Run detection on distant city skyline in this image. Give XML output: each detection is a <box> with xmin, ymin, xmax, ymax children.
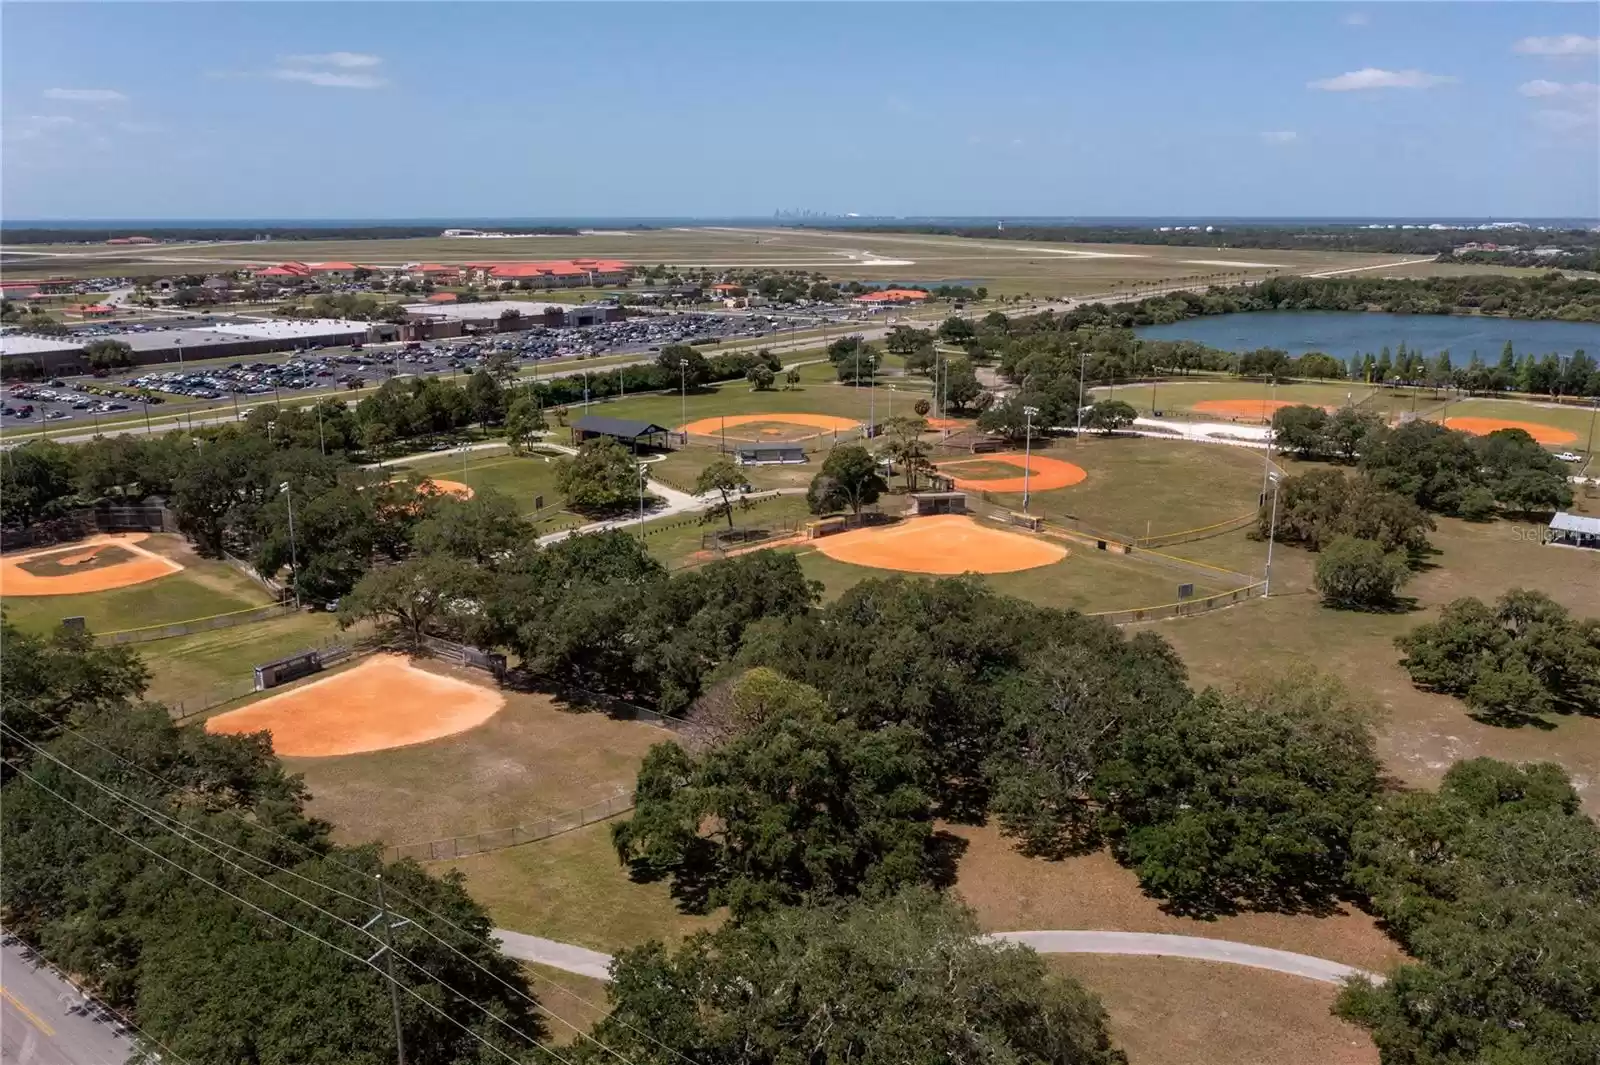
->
<box><xmin>3</xmin><ymin>3</ymin><xmax>1596</xmax><ymax>220</ymax></box>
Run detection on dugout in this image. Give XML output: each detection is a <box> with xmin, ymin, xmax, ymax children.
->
<box><xmin>569</xmin><ymin>415</ymin><xmax>674</xmax><ymax>452</ymax></box>
<box><xmin>734</xmin><ymin>444</ymin><xmax>806</xmax><ymax>466</ymax></box>
<box><xmin>909</xmin><ymin>491</ymin><xmax>968</xmax><ymax>516</ymax></box>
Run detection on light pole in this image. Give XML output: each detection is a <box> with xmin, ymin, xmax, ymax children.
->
<box><xmin>678</xmin><ymin>360</ymin><xmax>686</xmax><ymax>426</ymax></box>
<box><xmin>1075</xmin><ymin>352</ymin><xmax>1088</xmax><ymax>442</ymax></box>
<box><xmin>1264</xmin><ymin>470</ymin><xmax>1282</xmax><ymax>597</ymax></box>
<box><xmin>279</xmin><ymin>481</ymin><xmax>300</xmax><ymax>608</ymax></box>
<box><xmin>1022</xmin><ymin>405</ymin><xmax>1039</xmax><ymax>512</ymax></box>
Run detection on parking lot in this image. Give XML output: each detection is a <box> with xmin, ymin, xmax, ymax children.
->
<box><xmin>0</xmin><ymin>310</ymin><xmax>829</xmax><ymax>433</ymax></box>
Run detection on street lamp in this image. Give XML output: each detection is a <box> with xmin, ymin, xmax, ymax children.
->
<box><xmin>1264</xmin><ymin>470</ymin><xmax>1282</xmax><ymax>598</ymax></box>
<box><xmin>1075</xmin><ymin>352</ymin><xmax>1088</xmax><ymax>442</ymax></box>
<box><xmin>1022</xmin><ymin>405</ymin><xmax>1040</xmax><ymax>512</ymax></box>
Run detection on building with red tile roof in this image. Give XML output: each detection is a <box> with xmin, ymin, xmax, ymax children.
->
<box><xmin>468</xmin><ymin>259</ymin><xmax>631</xmax><ymax>288</ymax></box>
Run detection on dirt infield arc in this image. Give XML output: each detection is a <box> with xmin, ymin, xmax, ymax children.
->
<box><xmin>678</xmin><ymin>412</ymin><xmax>861</xmax><ymax>441</ymax></box>
<box><xmin>1191</xmin><ymin>399</ymin><xmax>1318</xmax><ymax>421</ymax></box>
<box><xmin>1443</xmin><ymin>416</ymin><xmax>1578</xmax><ymax>446</ymax></box>
<box><xmin>418</xmin><ymin>478</ymin><xmax>475</xmax><ymax>500</ymax></box>
<box><xmin>935</xmin><ymin>453</ymin><xmax>1089</xmax><ymax>494</ymax></box>
<box><xmin>0</xmin><ymin>533</ymin><xmax>184</xmax><ymax>596</ymax></box>
<box><xmin>206</xmin><ymin>654</ymin><xmax>504</xmax><ymax>757</ymax></box>
<box><xmin>813</xmin><ymin>514</ymin><xmax>1068</xmax><ymax>575</ymax></box>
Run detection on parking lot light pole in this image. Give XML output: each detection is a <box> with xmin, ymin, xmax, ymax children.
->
<box><xmin>1022</xmin><ymin>406</ymin><xmax>1039</xmax><ymax>512</ymax></box>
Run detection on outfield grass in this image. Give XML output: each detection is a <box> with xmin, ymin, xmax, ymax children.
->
<box><xmin>2</xmin><ymin>535</ymin><xmax>272</xmax><ymax>635</ymax></box>
<box><xmin>639</xmin><ymin>494</ymin><xmax>814</xmax><ymax>570</ymax></box>
<box><xmin>138</xmin><ymin>610</ymin><xmax>350</xmax><ymax>710</ymax></box>
<box><xmin>287</xmin><ymin>679</ymin><xmax>669</xmax><ymax>847</ymax></box>
<box><xmin>394</xmin><ymin>446</ymin><xmax>576</xmax><ymax>528</ymax></box>
<box><xmin>950</xmin><ymin>436</ymin><xmax>1267</xmax><ymax>542</ymax></box>
<box><xmin>787</xmin><ymin>538</ymin><xmax>1235</xmax><ymax>614</ymax></box>
<box><xmin>435</xmin><ymin>819</ymin><xmax>718</xmax><ymax>953</ymax></box>
<box><xmin>1153</xmin><ymin>516</ymin><xmax>1600</xmax><ymax>814</ymax></box>
<box><xmin>520</xmin><ymin>964</ymin><xmax>611</xmax><ymax>1046</ymax></box>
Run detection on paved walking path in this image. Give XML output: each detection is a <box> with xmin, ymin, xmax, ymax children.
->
<box><xmin>489</xmin><ymin>926</ymin><xmax>1384</xmax><ymax>986</ymax></box>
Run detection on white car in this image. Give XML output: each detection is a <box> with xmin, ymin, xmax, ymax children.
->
<box><xmin>1555</xmin><ymin>451</ymin><xmax>1583</xmax><ymax>463</ymax></box>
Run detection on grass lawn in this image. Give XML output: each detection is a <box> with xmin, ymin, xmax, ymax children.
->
<box><xmin>950</xmin><ymin>822</ymin><xmax>1403</xmax><ymax>971</ymax></box>
<box><xmin>2</xmin><ymin>535</ymin><xmax>272</xmax><ymax>635</ymax></box>
<box><xmin>395</xmin><ymin>445</ymin><xmax>572</xmax><ymax>522</ymax></box>
<box><xmin>1050</xmin><ymin>955</ymin><xmax>1377</xmax><ymax>1065</ymax></box>
<box><xmin>434</xmin><ymin>819</ymin><xmax>718</xmax><ymax>953</ymax></box>
<box><xmin>640</xmin><ymin>494</ymin><xmax>814</xmax><ymax>570</ymax></box>
<box><xmin>288</xmin><ymin>682</ymin><xmax>670</xmax><ymax>847</ymax></box>
<box><xmin>139</xmin><ymin>609</ymin><xmax>350</xmax><ymax>710</ymax></box>
<box><xmin>520</xmin><ymin>964</ymin><xmax>611</xmax><ymax>1046</ymax></box>
<box><xmin>950</xmin><ymin>436</ymin><xmax>1268</xmax><ymax>542</ymax></box>
<box><xmin>647</xmin><ymin>445</ymin><xmax>818</xmax><ymax>495</ymax></box>
<box><xmin>789</xmin><ymin>539</ymin><xmax>1235</xmax><ymax>614</ymax></box>
<box><xmin>1152</xmin><ymin>516</ymin><xmax>1600</xmax><ymax>813</ymax></box>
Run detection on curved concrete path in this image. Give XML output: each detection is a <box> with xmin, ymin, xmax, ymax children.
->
<box><xmin>491</xmin><ymin>927</ymin><xmax>1384</xmax><ymax>986</ymax></box>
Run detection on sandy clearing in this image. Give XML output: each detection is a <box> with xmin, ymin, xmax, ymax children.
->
<box><xmin>206</xmin><ymin>654</ymin><xmax>505</xmax><ymax>757</ymax></box>
<box><xmin>812</xmin><ymin>514</ymin><xmax>1067</xmax><ymax>575</ymax></box>
<box><xmin>0</xmin><ymin>533</ymin><xmax>184</xmax><ymax>596</ymax></box>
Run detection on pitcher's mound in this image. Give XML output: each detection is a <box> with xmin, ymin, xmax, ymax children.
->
<box><xmin>1443</xmin><ymin>416</ymin><xmax>1577</xmax><ymax>446</ymax></box>
<box><xmin>813</xmin><ymin>514</ymin><xmax>1067</xmax><ymax>575</ymax></box>
<box><xmin>206</xmin><ymin>654</ymin><xmax>504</xmax><ymax>757</ymax></box>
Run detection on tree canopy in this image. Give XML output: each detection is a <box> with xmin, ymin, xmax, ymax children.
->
<box><xmin>587</xmin><ymin>889</ymin><xmax>1126</xmax><ymax>1065</ymax></box>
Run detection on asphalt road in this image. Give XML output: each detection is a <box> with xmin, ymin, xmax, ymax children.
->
<box><xmin>0</xmin><ymin>937</ymin><xmax>134</xmax><ymax>1065</ymax></box>
<box><xmin>489</xmin><ymin>926</ymin><xmax>1385</xmax><ymax>986</ymax></box>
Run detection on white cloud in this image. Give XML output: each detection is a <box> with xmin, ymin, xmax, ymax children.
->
<box><xmin>1519</xmin><ymin>79</ymin><xmax>1599</xmax><ymax>99</ymax></box>
<box><xmin>1341</xmin><ymin>12</ymin><xmax>1370</xmax><ymax>27</ymax></box>
<box><xmin>1513</xmin><ymin>34</ymin><xmax>1599</xmax><ymax>57</ymax></box>
<box><xmin>1309</xmin><ymin>68</ymin><xmax>1456</xmax><ymax>91</ymax></box>
<box><xmin>281</xmin><ymin>51</ymin><xmax>381</xmax><ymax>69</ymax></box>
<box><xmin>43</xmin><ymin>88</ymin><xmax>127</xmax><ymax>103</ymax></box>
<box><xmin>1260</xmin><ymin>130</ymin><xmax>1298</xmax><ymax>143</ymax></box>
<box><xmin>272</xmin><ymin>68</ymin><xmax>387</xmax><ymax>89</ymax></box>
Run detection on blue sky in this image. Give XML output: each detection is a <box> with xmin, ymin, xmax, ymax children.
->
<box><xmin>3</xmin><ymin>2</ymin><xmax>1597</xmax><ymax>220</ymax></box>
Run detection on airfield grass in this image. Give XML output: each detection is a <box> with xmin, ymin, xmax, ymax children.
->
<box><xmin>1</xmin><ymin>535</ymin><xmax>272</xmax><ymax>635</ymax></box>
<box><xmin>1155</xmin><ymin>513</ymin><xmax>1600</xmax><ymax>814</ymax></box>
<box><xmin>9</xmin><ymin>228</ymin><xmax>1410</xmax><ymax>298</ymax></box>
<box><xmin>1048</xmin><ymin>955</ymin><xmax>1377</xmax><ymax>1065</ymax></box>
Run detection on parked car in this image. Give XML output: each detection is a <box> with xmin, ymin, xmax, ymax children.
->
<box><xmin>1555</xmin><ymin>451</ymin><xmax>1583</xmax><ymax>462</ymax></box>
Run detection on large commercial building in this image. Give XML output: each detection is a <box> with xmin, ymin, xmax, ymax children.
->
<box><xmin>1</xmin><ymin>317</ymin><xmax>386</xmax><ymax>373</ymax></box>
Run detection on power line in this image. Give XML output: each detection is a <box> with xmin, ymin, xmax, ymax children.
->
<box><xmin>39</xmin><ymin>715</ymin><xmax>696</xmax><ymax>1065</ymax></box>
<box><xmin>4</xmin><ymin>758</ymin><xmax>530</xmax><ymax>1065</ymax></box>
<box><xmin>4</xmin><ymin>726</ymin><xmax>582</xmax><ymax>1065</ymax></box>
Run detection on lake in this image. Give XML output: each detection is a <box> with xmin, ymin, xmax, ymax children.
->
<box><xmin>1135</xmin><ymin>312</ymin><xmax>1600</xmax><ymax>358</ymax></box>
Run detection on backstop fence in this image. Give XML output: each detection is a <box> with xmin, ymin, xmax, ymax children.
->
<box><xmin>1</xmin><ymin>503</ymin><xmax>176</xmax><ymax>553</ymax></box>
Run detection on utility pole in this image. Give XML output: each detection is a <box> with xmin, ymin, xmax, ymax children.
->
<box><xmin>367</xmin><ymin>874</ymin><xmax>410</xmax><ymax>1065</ymax></box>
